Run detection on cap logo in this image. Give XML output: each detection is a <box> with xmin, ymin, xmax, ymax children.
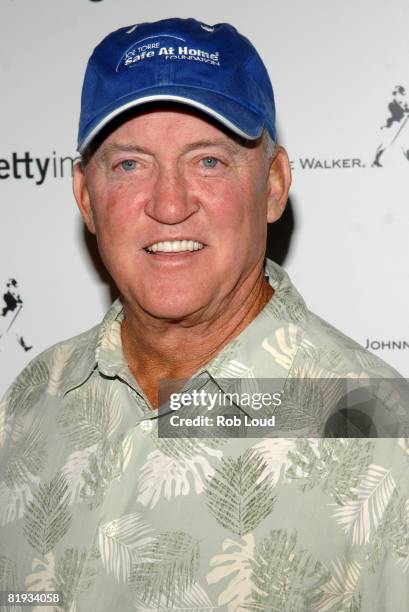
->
<box><xmin>117</xmin><ymin>35</ymin><xmax>221</xmax><ymax>71</ymax></box>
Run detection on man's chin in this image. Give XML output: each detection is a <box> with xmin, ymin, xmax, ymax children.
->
<box><xmin>134</xmin><ymin>293</ymin><xmax>211</xmax><ymax>322</ymax></box>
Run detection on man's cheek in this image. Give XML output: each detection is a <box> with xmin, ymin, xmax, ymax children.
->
<box><xmin>96</xmin><ymin>201</ymin><xmax>131</xmax><ymax>231</ymax></box>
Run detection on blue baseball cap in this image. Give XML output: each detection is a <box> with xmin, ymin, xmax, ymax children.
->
<box><xmin>77</xmin><ymin>17</ymin><xmax>276</xmax><ymax>153</ymax></box>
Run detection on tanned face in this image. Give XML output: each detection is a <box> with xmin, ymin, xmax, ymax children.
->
<box><xmin>73</xmin><ymin>107</ymin><xmax>291</xmax><ymax>323</ymax></box>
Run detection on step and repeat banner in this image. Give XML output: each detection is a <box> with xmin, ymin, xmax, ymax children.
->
<box><xmin>1</xmin><ymin>0</ymin><xmax>408</xmax><ymax>394</ymax></box>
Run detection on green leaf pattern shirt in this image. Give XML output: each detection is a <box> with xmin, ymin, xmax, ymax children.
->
<box><xmin>0</xmin><ymin>259</ymin><xmax>408</xmax><ymax>611</ymax></box>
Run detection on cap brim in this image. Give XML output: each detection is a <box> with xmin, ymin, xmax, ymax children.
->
<box><xmin>78</xmin><ymin>86</ymin><xmax>266</xmax><ymax>153</ymax></box>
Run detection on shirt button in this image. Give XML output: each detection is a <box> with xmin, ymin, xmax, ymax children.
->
<box><xmin>104</xmin><ymin>523</ymin><xmax>117</xmax><ymax>537</ymax></box>
<box><xmin>140</xmin><ymin>419</ymin><xmax>153</xmax><ymax>432</ymax></box>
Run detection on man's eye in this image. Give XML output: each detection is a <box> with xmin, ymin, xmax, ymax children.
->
<box><xmin>201</xmin><ymin>156</ymin><xmax>219</xmax><ymax>168</ymax></box>
<box><xmin>120</xmin><ymin>159</ymin><xmax>137</xmax><ymax>171</ymax></box>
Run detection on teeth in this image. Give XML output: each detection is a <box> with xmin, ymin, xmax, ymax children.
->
<box><xmin>146</xmin><ymin>240</ymin><xmax>205</xmax><ymax>253</ymax></box>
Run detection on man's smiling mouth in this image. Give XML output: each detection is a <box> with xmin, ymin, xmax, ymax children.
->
<box><xmin>144</xmin><ymin>240</ymin><xmax>205</xmax><ymax>253</ymax></box>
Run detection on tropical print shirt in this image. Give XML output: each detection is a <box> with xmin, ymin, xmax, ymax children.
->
<box><xmin>0</xmin><ymin>258</ymin><xmax>408</xmax><ymax>612</ymax></box>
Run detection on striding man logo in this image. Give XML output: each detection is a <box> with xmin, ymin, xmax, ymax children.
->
<box><xmin>372</xmin><ymin>85</ymin><xmax>409</xmax><ymax>167</ymax></box>
<box><xmin>0</xmin><ymin>278</ymin><xmax>32</xmax><ymax>352</ymax></box>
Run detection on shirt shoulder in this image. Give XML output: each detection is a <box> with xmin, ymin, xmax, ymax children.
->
<box><xmin>287</xmin><ymin>311</ymin><xmax>409</xmax><ymax>440</ymax></box>
<box><xmin>298</xmin><ymin>310</ymin><xmax>402</xmax><ymax>378</ymax></box>
<box><xmin>263</xmin><ymin>260</ymin><xmax>401</xmax><ymax>378</ymax></box>
<box><xmin>0</xmin><ymin>323</ymin><xmax>100</xmax><ymax>416</ymax></box>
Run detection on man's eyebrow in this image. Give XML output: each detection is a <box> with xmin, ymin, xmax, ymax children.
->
<box><xmin>182</xmin><ymin>138</ymin><xmax>243</xmax><ymax>155</ymax></box>
<box><xmin>97</xmin><ymin>143</ymin><xmax>148</xmax><ymax>162</ymax></box>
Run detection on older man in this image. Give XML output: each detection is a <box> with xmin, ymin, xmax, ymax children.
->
<box><xmin>1</xmin><ymin>17</ymin><xmax>409</xmax><ymax>612</ymax></box>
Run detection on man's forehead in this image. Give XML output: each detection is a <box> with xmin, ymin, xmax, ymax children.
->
<box><xmin>92</xmin><ymin>104</ymin><xmax>261</xmax><ymax>158</ymax></box>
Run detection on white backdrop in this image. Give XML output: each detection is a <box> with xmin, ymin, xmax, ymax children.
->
<box><xmin>1</xmin><ymin>0</ymin><xmax>408</xmax><ymax>396</ymax></box>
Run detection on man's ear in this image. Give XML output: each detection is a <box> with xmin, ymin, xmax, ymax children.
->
<box><xmin>266</xmin><ymin>145</ymin><xmax>292</xmax><ymax>223</ymax></box>
<box><xmin>72</xmin><ymin>162</ymin><xmax>96</xmax><ymax>234</ymax></box>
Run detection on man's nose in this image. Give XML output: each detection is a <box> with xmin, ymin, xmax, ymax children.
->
<box><xmin>145</xmin><ymin>166</ymin><xmax>199</xmax><ymax>224</ymax></box>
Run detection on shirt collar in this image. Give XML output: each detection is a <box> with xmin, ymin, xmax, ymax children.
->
<box><xmin>61</xmin><ymin>299</ymin><xmax>126</xmax><ymax>396</ymax></box>
<box><xmin>95</xmin><ymin>299</ymin><xmax>128</xmax><ymax>378</ymax></box>
<box><xmin>62</xmin><ymin>258</ymin><xmax>308</xmax><ymax>397</ymax></box>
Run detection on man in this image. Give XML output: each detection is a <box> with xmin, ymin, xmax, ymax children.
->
<box><xmin>1</xmin><ymin>17</ymin><xmax>409</xmax><ymax>611</ymax></box>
